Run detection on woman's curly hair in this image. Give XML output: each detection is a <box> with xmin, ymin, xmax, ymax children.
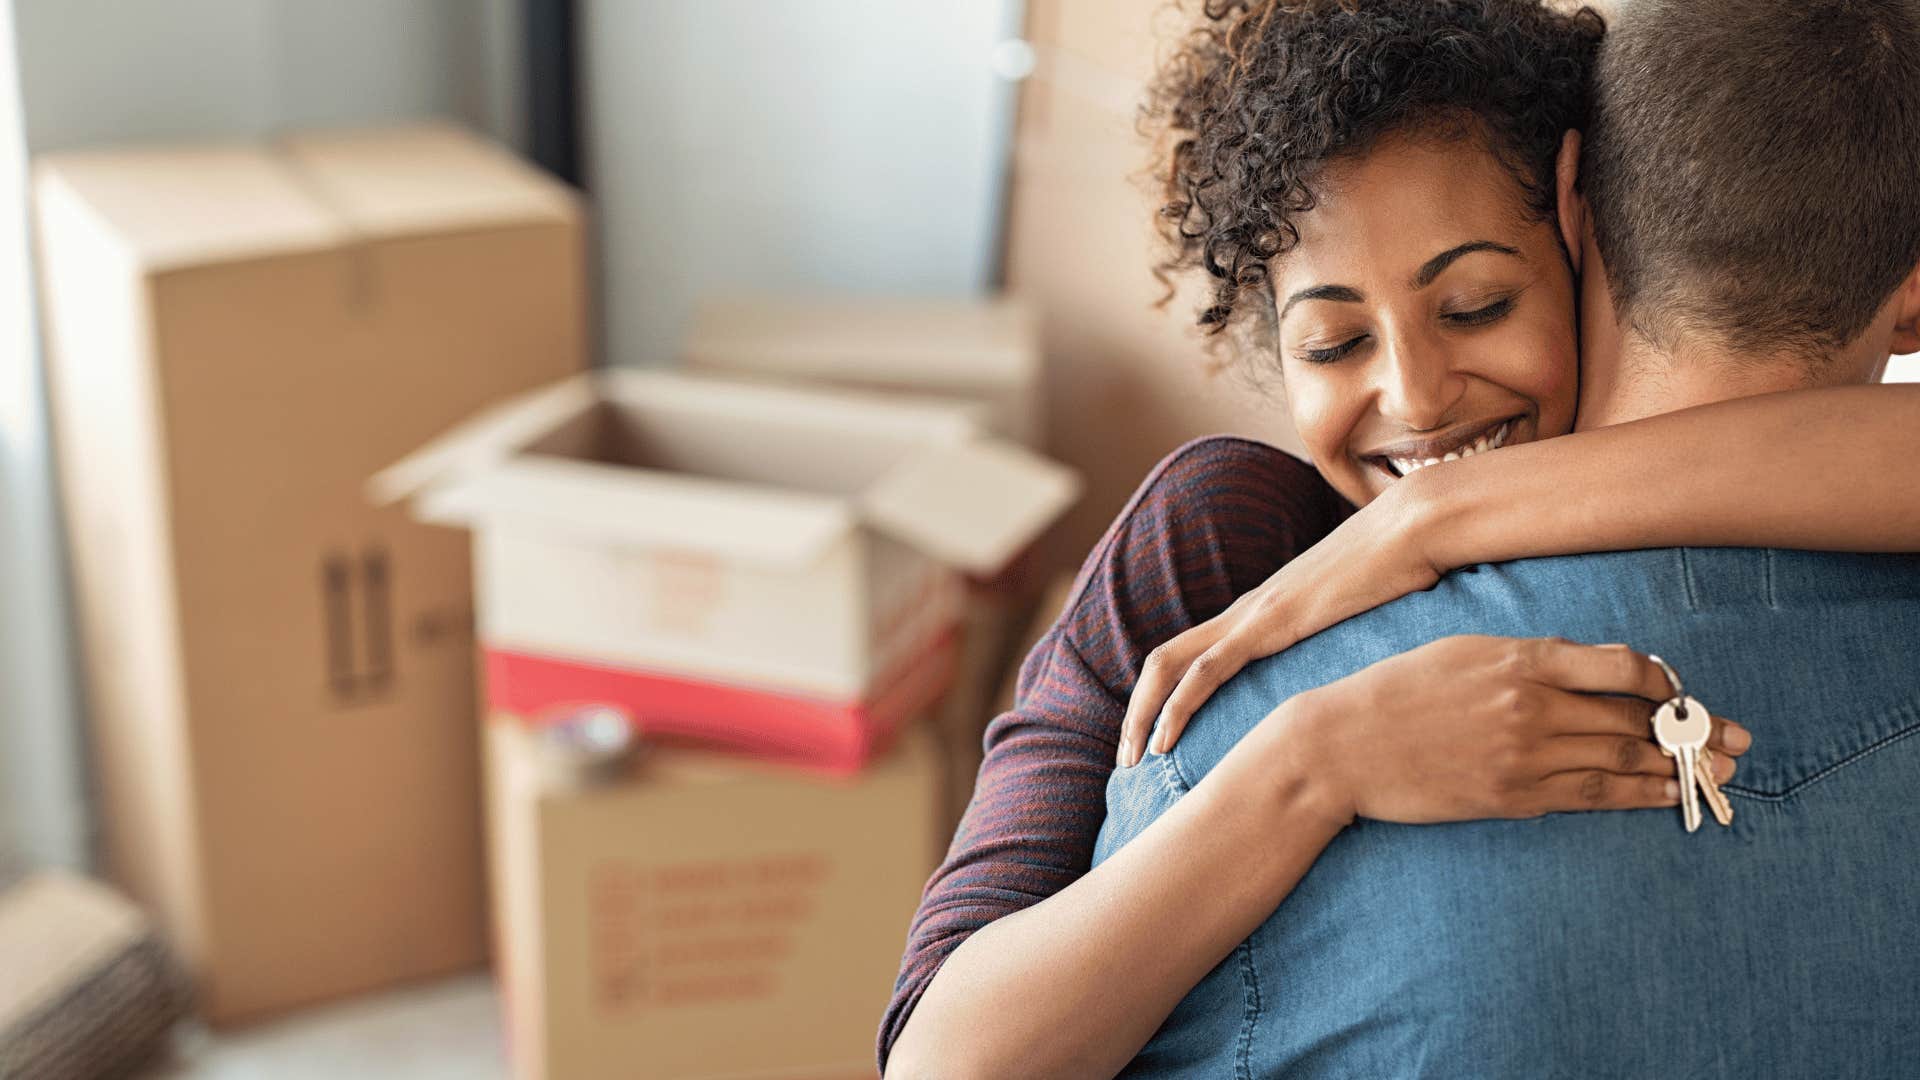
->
<box><xmin>1149</xmin><ymin>0</ymin><xmax>1604</xmax><ymax>357</ymax></box>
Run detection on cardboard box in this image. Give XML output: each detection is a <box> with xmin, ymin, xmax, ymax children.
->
<box><xmin>34</xmin><ymin>124</ymin><xmax>586</xmax><ymax>1024</ymax></box>
<box><xmin>682</xmin><ymin>295</ymin><xmax>1044</xmax><ymax>447</ymax></box>
<box><xmin>375</xmin><ymin>370</ymin><xmax>1080</xmax><ymax>771</ymax></box>
<box><xmin>486</xmin><ymin>717</ymin><xmax>941</xmax><ymax>1079</ymax></box>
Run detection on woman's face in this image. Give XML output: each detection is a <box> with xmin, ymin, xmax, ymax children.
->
<box><xmin>1272</xmin><ymin>133</ymin><xmax>1580</xmax><ymax>507</ymax></box>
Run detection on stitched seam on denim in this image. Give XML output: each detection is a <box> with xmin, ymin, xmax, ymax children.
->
<box><xmin>1764</xmin><ymin>549</ymin><xmax>1777</xmax><ymax>610</ymax></box>
<box><xmin>1155</xmin><ymin>752</ymin><xmax>1193</xmax><ymax>799</ymax></box>
<box><xmin>1159</xmin><ymin>739</ymin><xmax>1198</xmax><ymax>793</ymax></box>
<box><xmin>1721</xmin><ymin>716</ymin><xmax>1920</xmax><ymax>802</ymax></box>
<box><xmin>1680</xmin><ymin>548</ymin><xmax>1699</xmax><ymax>611</ymax></box>
<box><xmin>1234</xmin><ymin>939</ymin><xmax>1262</xmax><ymax>1080</ymax></box>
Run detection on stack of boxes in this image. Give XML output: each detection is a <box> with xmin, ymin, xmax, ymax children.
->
<box><xmin>36</xmin><ymin>122</ymin><xmax>1079</xmax><ymax>1078</ymax></box>
<box><xmin>382</xmin><ymin>303</ymin><xmax>1079</xmax><ymax>1078</ymax></box>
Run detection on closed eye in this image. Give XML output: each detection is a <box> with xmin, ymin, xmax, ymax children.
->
<box><xmin>1442</xmin><ymin>296</ymin><xmax>1515</xmax><ymax>327</ymax></box>
<box><xmin>1300</xmin><ymin>334</ymin><xmax>1367</xmax><ymax>364</ymax></box>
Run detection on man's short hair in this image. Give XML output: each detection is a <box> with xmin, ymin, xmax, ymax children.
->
<box><xmin>1582</xmin><ymin>0</ymin><xmax>1920</xmax><ymax>357</ymax></box>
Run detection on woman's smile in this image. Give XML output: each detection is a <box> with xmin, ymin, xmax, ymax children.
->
<box><xmin>1364</xmin><ymin>413</ymin><xmax>1527</xmax><ymax>481</ymax></box>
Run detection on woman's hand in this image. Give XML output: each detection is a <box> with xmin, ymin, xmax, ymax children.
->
<box><xmin>1257</xmin><ymin>636</ymin><xmax>1751</xmax><ymax>825</ymax></box>
<box><xmin>1119</xmin><ymin>479</ymin><xmax>1445</xmax><ymax>767</ymax></box>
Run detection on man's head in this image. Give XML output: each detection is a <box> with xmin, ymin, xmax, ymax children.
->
<box><xmin>1563</xmin><ymin>0</ymin><xmax>1920</xmax><ymax>403</ymax></box>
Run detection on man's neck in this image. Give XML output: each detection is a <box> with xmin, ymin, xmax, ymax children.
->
<box><xmin>1574</xmin><ymin>330</ymin><xmax>1824</xmax><ymax>430</ymax></box>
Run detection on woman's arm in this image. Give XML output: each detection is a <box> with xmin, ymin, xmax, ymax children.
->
<box><xmin>1119</xmin><ymin>384</ymin><xmax>1920</xmax><ymax>765</ymax></box>
<box><xmin>1412</xmin><ymin>383</ymin><xmax>1920</xmax><ymax>568</ymax></box>
<box><xmin>887</xmin><ymin>692</ymin><xmax>1347</xmax><ymax>1079</ymax></box>
<box><xmin>888</xmin><ymin>636</ymin><xmax>1736</xmax><ymax>1079</ymax></box>
<box><xmin>880</xmin><ymin>439</ymin><xmax>1349</xmax><ymax>1072</ymax></box>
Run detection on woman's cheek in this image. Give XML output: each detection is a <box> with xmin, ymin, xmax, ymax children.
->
<box><xmin>1495</xmin><ymin>316</ymin><xmax>1580</xmax><ymax>434</ymax></box>
<box><xmin>1281</xmin><ymin>365</ymin><xmax>1338</xmax><ymax>460</ymax></box>
<box><xmin>1283</xmin><ymin>364</ymin><xmax>1377</xmax><ymax>502</ymax></box>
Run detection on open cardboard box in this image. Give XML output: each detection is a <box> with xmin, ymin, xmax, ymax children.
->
<box><xmin>375</xmin><ymin>370</ymin><xmax>1080</xmax><ymax>771</ymax></box>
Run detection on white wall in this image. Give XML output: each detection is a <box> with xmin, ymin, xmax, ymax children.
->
<box><xmin>582</xmin><ymin>0</ymin><xmax>1024</xmax><ymax>367</ymax></box>
<box><xmin>12</xmin><ymin>0</ymin><xmax>520</xmax><ymax>150</ymax></box>
<box><xmin>0</xmin><ymin>0</ymin><xmax>521</xmax><ymax>871</ymax></box>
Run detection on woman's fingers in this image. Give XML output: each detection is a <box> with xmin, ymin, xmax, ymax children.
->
<box><xmin>1710</xmin><ymin>715</ymin><xmax>1753</xmax><ymax>758</ymax></box>
<box><xmin>1544</xmin><ymin>735</ymin><xmax>1739</xmax><ymax>783</ymax></box>
<box><xmin>1148</xmin><ymin>639</ymin><xmax>1254</xmax><ymax>755</ymax></box>
<box><xmin>1523</xmin><ymin>638</ymin><xmax>1674</xmax><ymax>701</ymax></box>
<box><xmin>1119</xmin><ymin>623</ymin><xmax>1223</xmax><ymax>767</ymax></box>
<box><xmin>1528</xmin><ymin>770</ymin><xmax>1679</xmax><ymax>814</ymax></box>
<box><xmin>1544</xmin><ymin>733</ymin><xmax>1673</xmax><ymax>777</ymax></box>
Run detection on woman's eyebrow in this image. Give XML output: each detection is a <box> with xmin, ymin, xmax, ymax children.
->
<box><xmin>1411</xmin><ymin>241</ymin><xmax>1522</xmax><ymax>289</ymax></box>
<box><xmin>1279</xmin><ymin>284</ymin><xmax>1364</xmax><ymax>321</ymax></box>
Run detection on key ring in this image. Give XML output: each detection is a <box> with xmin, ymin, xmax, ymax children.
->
<box><xmin>1647</xmin><ymin>654</ymin><xmax>1688</xmax><ymax>718</ymax></box>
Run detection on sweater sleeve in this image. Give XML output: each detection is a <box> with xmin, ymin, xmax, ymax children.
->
<box><xmin>876</xmin><ymin>436</ymin><xmax>1348</xmax><ymax>1070</ymax></box>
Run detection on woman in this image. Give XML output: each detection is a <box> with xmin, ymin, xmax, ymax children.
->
<box><xmin>884</xmin><ymin>2</ymin><xmax>1912</xmax><ymax>1076</ymax></box>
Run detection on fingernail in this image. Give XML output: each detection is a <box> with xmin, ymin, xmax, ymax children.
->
<box><xmin>1116</xmin><ymin>738</ymin><xmax>1134</xmax><ymax>768</ymax></box>
<box><xmin>1663</xmin><ymin>779</ymin><xmax>1680</xmax><ymax>800</ymax></box>
<box><xmin>1723</xmin><ymin>724</ymin><xmax>1752</xmax><ymax>752</ymax></box>
<box><xmin>1598</xmin><ymin>642</ymin><xmax>1631</xmax><ymax>649</ymax></box>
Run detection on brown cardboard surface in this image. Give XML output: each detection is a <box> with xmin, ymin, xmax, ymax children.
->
<box><xmin>1007</xmin><ymin>0</ymin><xmax>1307</xmax><ymax>565</ymax></box>
<box><xmin>488</xmin><ymin>718</ymin><xmax>938</xmax><ymax>1080</ymax></box>
<box><xmin>35</xmin><ymin>126</ymin><xmax>587</xmax><ymax>1025</ymax></box>
<box><xmin>683</xmin><ymin>295</ymin><xmax>1042</xmax><ymax>446</ymax></box>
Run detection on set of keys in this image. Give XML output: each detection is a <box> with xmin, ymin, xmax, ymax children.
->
<box><xmin>1648</xmin><ymin>655</ymin><xmax>1733</xmax><ymax>833</ymax></box>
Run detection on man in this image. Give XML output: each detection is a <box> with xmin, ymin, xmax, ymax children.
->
<box><xmin>1095</xmin><ymin>0</ymin><xmax>1920</xmax><ymax>1075</ymax></box>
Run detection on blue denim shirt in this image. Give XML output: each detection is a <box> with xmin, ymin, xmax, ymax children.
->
<box><xmin>1094</xmin><ymin>548</ymin><xmax>1920</xmax><ymax>1078</ymax></box>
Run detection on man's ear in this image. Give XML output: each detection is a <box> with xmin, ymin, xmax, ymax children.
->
<box><xmin>1554</xmin><ymin>129</ymin><xmax>1585</xmax><ymax>274</ymax></box>
<box><xmin>1890</xmin><ymin>262</ymin><xmax>1920</xmax><ymax>355</ymax></box>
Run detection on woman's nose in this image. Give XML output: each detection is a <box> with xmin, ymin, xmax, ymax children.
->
<box><xmin>1373</xmin><ymin>334</ymin><xmax>1466</xmax><ymax>431</ymax></box>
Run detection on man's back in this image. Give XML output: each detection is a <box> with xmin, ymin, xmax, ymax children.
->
<box><xmin>1095</xmin><ymin>548</ymin><xmax>1920</xmax><ymax>1078</ymax></box>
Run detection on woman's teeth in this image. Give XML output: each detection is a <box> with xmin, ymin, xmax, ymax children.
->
<box><xmin>1387</xmin><ymin>421</ymin><xmax>1512</xmax><ymax>477</ymax></box>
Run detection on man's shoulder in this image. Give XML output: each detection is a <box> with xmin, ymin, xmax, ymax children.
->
<box><xmin>1171</xmin><ymin>547</ymin><xmax>1920</xmax><ymax>780</ymax></box>
<box><xmin>1450</xmin><ymin>547</ymin><xmax>1920</xmax><ymax>610</ymax></box>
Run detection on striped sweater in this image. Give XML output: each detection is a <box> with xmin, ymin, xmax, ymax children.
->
<box><xmin>879</xmin><ymin>436</ymin><xmax>1351</xmax><ymax>1070</ymax></box>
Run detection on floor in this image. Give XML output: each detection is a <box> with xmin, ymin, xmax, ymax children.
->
<box><xmin>146</xmin><ymin>974</ymin><xmax>508</xmax><ymax>1079</ymax></box>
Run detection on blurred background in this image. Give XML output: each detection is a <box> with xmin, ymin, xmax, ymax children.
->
<box><xmin>0</xmin><ymin>1</ymin><xmax>1313</xmax><ymax>1078</ymax></box>
<box><xmin>5</xmin><ymin>2</ymin><xmax>1915</xmax><ymax>1078</ymax></box>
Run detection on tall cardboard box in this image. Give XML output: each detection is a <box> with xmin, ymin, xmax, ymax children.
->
<box><xmin>375</xmin><ymin>370</ymin><xmax>1079</xmax><ymax>773</ymax></box>
<box><xmin>486</xmin><ymin>718</ymin><xmax>941</xmax><ymax>1080</ymax></box>
<box><xmin>34</xmin><ymin>125</ymin><xmax>587</xmax><ymax>1024</ymax></box>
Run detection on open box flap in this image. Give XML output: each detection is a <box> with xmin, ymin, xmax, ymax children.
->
<box><xmin>367</xmin><ymin>374</ymin><xmax>599</xmax><ymax>508</ymax></box>
<box><xmin>417</xmin><ymin>457</ymin><xmax>856</xmax><ymax>570</ymax></box>
<box><xmin>861</xmin><ymin>439</ymin><xmax>1081</xmax><ymax>575</ymax></box>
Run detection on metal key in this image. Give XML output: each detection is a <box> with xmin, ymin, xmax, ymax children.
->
<box><xmin>1653</xmin><ymin>693</ymin><xmax>1710</xmax><ymax>832</ymax></box>
<box><xmin>1695</xmin><ymin>748</ymin><xmax>1735</xmax><ymax>828</ymax></box>
<box><xmin>1647</xmin><ymin>655</ymin><xmax>1710</xmax><ymax>833</ymax></box>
